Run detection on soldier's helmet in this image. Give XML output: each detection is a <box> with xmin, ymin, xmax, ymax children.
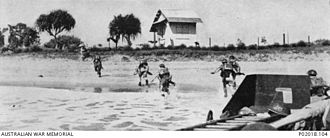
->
<box><xmin>229</xmin><ymin>55</ymin><xmax>236</xmax><ymax>62</ymax></box>
<box><xmin>229</xmin><ymin>55</ymin><xmax>236</xmax><ymax>59</ymax></box>
<box><xmin>307</xmin><ymin>69</ymin><xmax>317</xmax><ymax>76</ymax></box>
<box><xmin>142</xmin><ymin>59</ymin><xmax>148</xmax><ymax>64</ymax></box>
<box><xmin>95</xmin><ymin>55</ymin><xmax>101</xmax><ymax>60</ymax></box>
<box><xmin>268</xmin><ymin>102</ymin><xmax>291</xmax><ymax>116</ymax></box>
<box><xmin>79</xmin><ymin>43</ymin><xmax>85</xmax><ymax>47</ymax></box>
<box><xmin>222</xmin><ymin>59</ymin><xmax>228</xmax><ymax>63</ymax></box>
<box><xmin>159</xmin><ymin>63</ymin><xmax>165</xmax><ymax>68</ymax></box>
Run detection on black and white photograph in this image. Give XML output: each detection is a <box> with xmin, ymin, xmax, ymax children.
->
<box><xmin>0</xmin><ymin>0</ymin><xmax>330</xmax><ymax>134</ymax></box>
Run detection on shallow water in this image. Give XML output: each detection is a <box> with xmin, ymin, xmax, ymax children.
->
<box><xmin>0</xmin><ymin>86</ymin><xmax>229</xmax><ymax>131</ymax></box>
<box><xmin>1</xmin><ymin>59</ymin><xmax>330</xmax><ymax>131</ymax></box>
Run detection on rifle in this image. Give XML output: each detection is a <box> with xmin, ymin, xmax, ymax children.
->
<box><xmin>236</xmin><ymin>72</ymin><xmax>245</xmax><ymax>76</ymax></box>
<box><xmin>151</xmin><ymin>75</ymin><xmax>159</xmax><ymax>83</ymax></box>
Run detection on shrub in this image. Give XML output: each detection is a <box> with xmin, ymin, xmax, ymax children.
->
<box><xmin>296</xmin><ymin>40</ymin><xmax>307</xmax><ymax>47</ymax></box>
<box><xmin>289</xmin><ymin>43</ymin><xmax>297</xmax><ymax>47</ymax></box>
<box><xmin>272</xmin><ymin>42</ymin><xmax>281</xmax><ymax>48</ymax></box>
<box><xmin>44</xmin><ymin>40</ymin><xmax>56</xmax><ymax>48</ymax></box>
<box><xmin>174</xmin><ymin>44</ymin><xmax>187</xmax><ymax>50</ymax></box>
<box><xmin>140</xmin><ymin>43</ymin><xmax>151</xmax><ymax>50</ymax></box>
<box><xmin>226</xmin><ymin>44</ymin><xmax>235</xmax><ymax>50</ymax></box>
<box><xmin>88</xmin><ymin>47</ymin><xmax>111</xmax><ymax>52</ymax></box>
<box><xmin>210</xmin><ymin>45</ymin><xmax>222</xmax><ymax>51</ymax></box>
<box><xmin>237</xmin><ymin>42</ymin><xmax>246</xmax><ymax>50</ymax></box>
<box><xmin>44</xmin><ymin>35</ymin><xmax>82</xmax><ymax>51</ymax></box>
<box><xmin>322</xmin><ymin>40</ymin><xmax>330</xmax><ymax>46</ymax></box>
<box><xmin>167</xmin><ymin>45</ymin><xmax>174</xmax><ymax>50</ymax></box>
<box><xmin>314</xmin><ymin>39</ymin><xmax>330</xmax><ymax>46</ymax></box>
<box><xmin>12</xmin><ymin>48</ymin><xmax>22</xmax><ymax>53</ymax></box>
<box><xmin>134</xmin><ymin>47</ymin><xmax>141</xmax><ymax>51</ymax></box>
<box><xmin>121</xmin><ymin>46</ymin><xmax>133</xmax><ymax>51</ymax></box>
<box><xmin>29</xmin><ymin>45</ymin><xmax>42</xmax><ymax>52</ymax></box>
<box><xmin>0</xmin><ymin>47</ymin><xmax>10</xmax><ymax>53</ymax></box>
<box><xmin>248</xmin><ymin>44</ymin><xmax>258</xmax><ymax>50</ymax></box>
<box><xmin>188</xmin><ymin>46</ymin><xmax>201</xmax><ymax>50</ymax></box>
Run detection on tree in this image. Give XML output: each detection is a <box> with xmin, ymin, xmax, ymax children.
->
<box><xmin>122</xmin><ymin>14</ymin><xmax>141</xmax><ymax>46</ymax></box>
<box><xmin>108</xmin><ymin>15</ymin><xmax>123</xmax><ymax>50</ymax></box>
<box><xmin>7</xmin><ymin>23</ymin><xmax>39</xmax><ymax>48</ymax></box>
<box><xmin>261</xmin><ymin>36</ymin><xmax>267</xmax><ymax>45</ymax></box>
<box><xmin>236</xmin><ymin>38</ymin><xmax>246</xmax><ymax>50</ymax></box>
<box><xmin>35</xmin><ymin>9</ymin><xmax>75</xmax><ymax>50</ymax></box>
<box><xmin>0</xmin><ymin>27</ymin><xmax>8</xmax><ymax>47</ymax></box>
<box><xmin>108</xmin><ymin>14</ymin><xmax>141</xmax><ymax>48</ymax></box>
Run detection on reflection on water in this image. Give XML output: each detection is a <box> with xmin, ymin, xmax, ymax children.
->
<box><xmin>94</xmin><ymin>87</ymin><xmax>102</xmax><ymax>93</ymax></box>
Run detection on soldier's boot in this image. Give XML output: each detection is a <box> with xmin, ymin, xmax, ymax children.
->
<box><xmin>146</xmin><ymin>80</ymin><xmax>149</xmax><ymax>86</ymax></box>
<box><xmin>206</xmin><ymin>110</ymin><xmax>213</xmax><ymax>121</ymax></box>
<box><xmin>138</xmin><ymin>82</ymin><xmax>142</xmax><ymax>86</ymax></box>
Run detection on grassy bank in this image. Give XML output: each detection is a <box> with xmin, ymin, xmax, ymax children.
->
<box><xmin>1</xmin><ymin>45</ymin><xmax>330</xmax><ymax>62</ymax></box>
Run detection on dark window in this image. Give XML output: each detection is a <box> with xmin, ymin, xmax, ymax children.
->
<box><xmin>170</xmin><ymin>23</ymin><xmax>196</xmax><ymax>34</ymax></box>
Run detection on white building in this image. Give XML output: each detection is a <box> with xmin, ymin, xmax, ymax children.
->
<box><xmin>149</xmin><ymin>9</ymin><xmax>203</xmax><ymax>46</ymax></box>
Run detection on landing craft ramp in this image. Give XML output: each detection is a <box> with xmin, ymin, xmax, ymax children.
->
<box><xmin>223</xmin><ymin>74</ymin><xmax>310</xmax><ymax>116</ymax></box>
<box><xmin>178</xmin><ymin>114</ymin><xmax>282</xmax><ymax>131</ymax></box>
<box><xmin>179</xmin><ymin>74</ymin><xmax>311</xmax><ymax>131</ymax></box>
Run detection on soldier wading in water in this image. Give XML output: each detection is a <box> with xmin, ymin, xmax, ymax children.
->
<box><xmin>211</xmin><ymin>57</ymin><xmax>242</xmax><ymax>97</ymax></box>
<box><xmin>152</xmin><ymin>63</ymin><xmax>176</xmax><ymax>97</ymax></box>
<box><xmin>134</xmin><ymin>60</ymin><xmax>152</xmax><ymax>86</ymax></box>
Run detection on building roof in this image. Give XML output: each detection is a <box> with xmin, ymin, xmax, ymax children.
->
<box><xmin>161</xmin><ymin>9</ymin><xmax>203</xmax><ymax>23</ymax></box>
<box><xmin>150</xmin><ymin>9</ymin><xmax>203</xmax><ymax>32</ymax></box>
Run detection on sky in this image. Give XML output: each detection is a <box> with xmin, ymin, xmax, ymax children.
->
<box><xmin>1</xmin><ymin>0</ymin><xmax>330</xmax><ymax>47</ymax></box>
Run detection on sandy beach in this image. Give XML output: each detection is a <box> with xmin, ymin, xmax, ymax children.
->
<box><xmin>1</xmin><ymin>55</ymin><xmax>330</xmax><ymax>130</ymax></box>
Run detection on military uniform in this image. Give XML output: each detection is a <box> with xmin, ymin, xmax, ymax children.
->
<box><xmin>271</xmin><ymin>99</ymin><xmax>330</xmax><ymax>130</ymax></box>
<box><xmin>310</xmin><ymin>76</ymin><xmax>329</xmax><ymax>96</ymax></box>
<box><xmin>93</xmin><ymin>56</ymin><xmax>103</xmax><ymax>77</ymax></box>
<box><xmin>156</xmin><ymin>66</ymin><xmax>175</xmax><ymax>93</ymax></box>
<box><xmin>135</xmin><ymin>61</ymin><xmax>151</xmax><ymax>86</ymax></box>
<box><xmin>80</xmin><ymin>45</ymin><xmax>91</xmax><ymax>61</ymax></box>
<box><xmin>212</xmin><ymin>60</ymin><xmax>236</xmax><ymax>97</ymax></box>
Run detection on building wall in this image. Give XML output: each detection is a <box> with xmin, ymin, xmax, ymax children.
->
<box><xmin>156</xmin><ymin>22</ymin><xmax>198</xmax><ymax>46</ymax></box>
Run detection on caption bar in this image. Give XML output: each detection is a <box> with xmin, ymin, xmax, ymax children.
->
<box><xmin>1</xmin><ymin>131</ymin><xmax>74</xmax><ymax>137</ymax></box>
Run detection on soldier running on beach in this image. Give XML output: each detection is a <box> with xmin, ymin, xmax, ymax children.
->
<box><xmin>228</xmin><ymin>55</ymin><xmax>241</xmax><ymax>89</ymax></box>
<box><xmin>79</xmin><ymin>43</ymin><xmax>92</xmax><ymax>61</ymax></box>
<box><xmin>93</xmin><ymin>55</ymin><xmax>103</xmax><ymax>77</ymax></box>
<box><xmin>211</xmin><ymin>58</ymin><xmax>236</xmax><ymax>97</ymax></box>
<box><xmin>134</xmin><ymin>60</ymin><xmax>152</xmax><ymax>86</ymax></box>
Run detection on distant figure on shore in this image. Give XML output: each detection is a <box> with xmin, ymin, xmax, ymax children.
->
<box><xmin>152</xmin><ymin>64</ymin><xmax>175</xmax><ymax>96</ymax></box>
<box><xmin>307</xmin><ymin>69</ymin><xmax>330</xmax><ymax>97</ymax></box>
<box><xmin>134</xmin><ymin>60</ymin><xmax>152</xmax><ymax>86</ymax></box>
<box><xmin>211</xmin><ymin>58</ymin><xmax>235</xmax><ymax>97</ymax></box>
<box><xmin>79</xmin><ymin>43</ymin><xmax>91</xmax><ymax>61</ymax></box>
<box><xmin>93</xmin><ymin>55</ymin><xmax>103</xmax><ymax>77</ymax></box>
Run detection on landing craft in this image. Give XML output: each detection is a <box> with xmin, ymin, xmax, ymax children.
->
<box><xmin>179</xmin><ymin>74</ymin><xmax>328</xmax><ymax>131</ymax></box>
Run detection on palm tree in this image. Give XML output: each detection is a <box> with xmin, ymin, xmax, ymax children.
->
<box><xmin>108</xmin><ymin>14</ymin><xmax>141</xmax><ymax>48</ymax></box>
<box><xmin>122</xmin><ymin>14</ymin><xmax>141</xmax><ymax>46</ymax></box>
